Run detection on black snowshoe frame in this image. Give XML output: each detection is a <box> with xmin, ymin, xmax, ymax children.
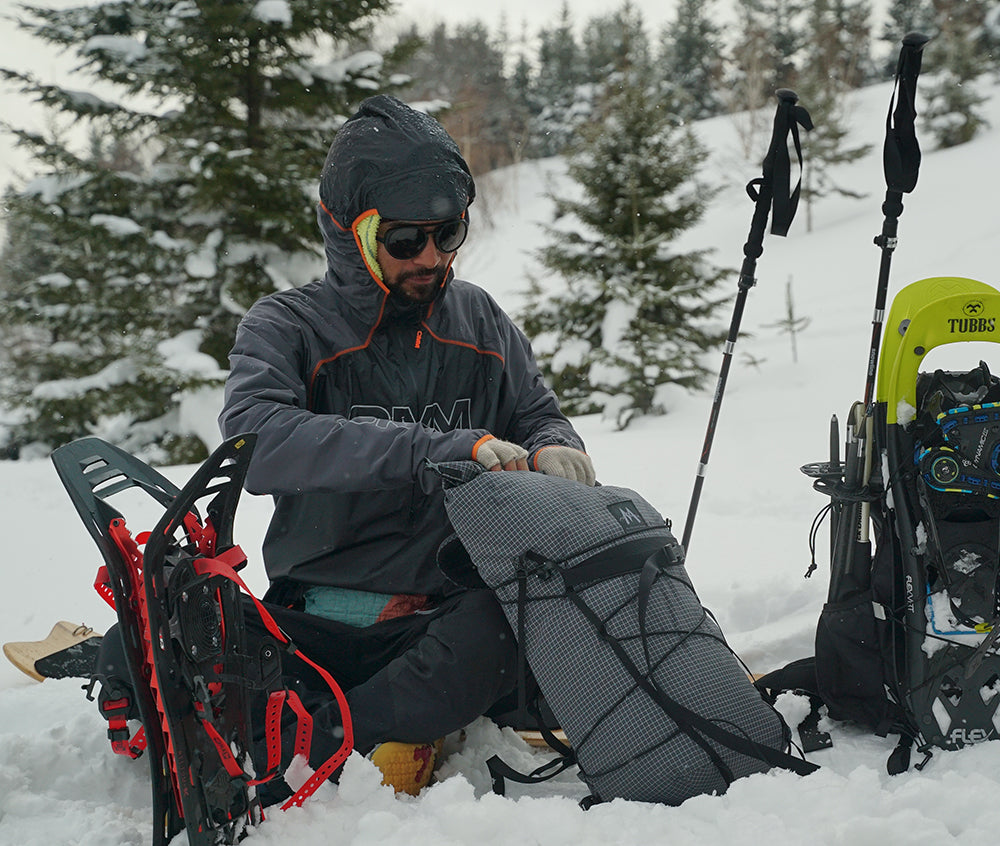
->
<box><xmin>51</xmin><ymin>435</ymin><xmax>353</xmax><ymax>845</ymax></box>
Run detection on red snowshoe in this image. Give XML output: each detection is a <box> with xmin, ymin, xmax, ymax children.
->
<box><xmin>52</xmin><ymin>435</ymin><xmax>352</xmax><ymax>845</ymax></box>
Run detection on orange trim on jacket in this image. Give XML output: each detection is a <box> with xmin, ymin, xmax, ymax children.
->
<box><xmin>418</xmin><ymin>322</ymin><xmax>505</xmax><ymax>366</ymax></box>
<box><xmin>307</xmin><ymin>293</ymin><xmax>389</xmax><ymax>410</ymax></box>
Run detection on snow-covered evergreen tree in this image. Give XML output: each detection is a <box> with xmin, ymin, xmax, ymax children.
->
<box><xmin>657</xmin><ymin>0</ymin><xmax>726</xmax><ymax>121</ymax></box>
<box><xmin>0</xmin><ymin>0</ymin><xmax>397</xmax><ymax>461</ymax></box>
<box><xmin>922</xmin><ymin>0</ymin><xmax>991</xmax><ymax>149</ymax></box>
<box><xmin>580</xmin><ymin>2</ymin><xmax>653</xmax><ymax>83</ymax></box>
<box><xmin>0</xmin><ymin>140</ymin><xmax>227</xmax><ymax>461</ymax></box>
<box><xmin>726</xmin><ymin>0</ymin><xmax>805</xmax><ymax>157</ymax></box>
<box><xmin>797</xmin><ymin>0</ymin><xmax>873</xmax><ymax>230</ymax></box>
<box><xmin>521</xmin><ymin>74</ymin><xmax>727</xmax><ymax>430</ymax></box>
<box><xmin>527</xmin><ymin>3</ymin><xmax>593</xmax><ymax>157</ymax></box>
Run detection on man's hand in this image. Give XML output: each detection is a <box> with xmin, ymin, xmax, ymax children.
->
<box><xmin>535</xmin><ymin>446</ymin><xmax>596</xmax><ymax>485</ymax></box>
<box><xmin>473</xmin><ymin>436</ymin><xmax>529</xmax><ymax>472</ymax></box>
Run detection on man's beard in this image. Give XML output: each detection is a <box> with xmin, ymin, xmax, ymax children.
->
<box><xmin>386</xmin><ymin>265</ymin><xmax>447</xmax><ymax>304</ymax></box>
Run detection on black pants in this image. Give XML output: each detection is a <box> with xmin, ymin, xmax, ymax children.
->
<box><xmin>250</xmin><ymin>588</ymin><xmax>519</xmax><ymax>757</ymax></box>
<box><xmin>98</xmin><ymin>587</ymin><xmax>519</xmax><ymax>799</ymax></box>
<box><xmin>248</xmin><ymin>587</ymin><xmax>521</xmax><ymax>803</ymax></box>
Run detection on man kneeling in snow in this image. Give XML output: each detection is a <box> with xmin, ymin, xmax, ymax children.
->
<box><xmin>217</xmin><ymin>95</ymin><xmax>594</xmax><ymax>798</ymax></box>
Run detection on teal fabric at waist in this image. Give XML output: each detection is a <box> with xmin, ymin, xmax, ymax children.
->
<box><xmin>303</xmin><ymin>585</ymin><xmax>396</xmax><ymax>628</ymax></box>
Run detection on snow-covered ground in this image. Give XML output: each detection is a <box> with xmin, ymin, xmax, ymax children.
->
<box><xmin>3</xmin><ymin>78</ymin><xmax>1000</xmax><ymax>844</ymax></box>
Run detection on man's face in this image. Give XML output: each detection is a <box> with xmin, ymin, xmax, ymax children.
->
<box><xmin>376</xmin><ymin>219</ymin><xmax>461</xmax><ymax>304</ymax></box>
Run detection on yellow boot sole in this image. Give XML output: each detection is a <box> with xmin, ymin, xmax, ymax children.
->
<box><xmin>369</xmin><ymin>739</ymin><xmax>443</xmax><ymax>796</ymax></box>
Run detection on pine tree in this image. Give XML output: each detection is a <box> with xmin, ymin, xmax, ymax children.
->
<box><xmin>529</xmin><ymin>3</ymin><xmax>591</xmax><ymax>157</ymax></box>
<box><xmin>580</xmin><ymin>2</ymin><xmax>653</xmax><ymax>84</ymax></box>
<box><xmin>0</xmin><ymin>137</ymin><xmax>224</xmax><ymax>460</ymax></box>
<box><xmin>988</xmin><ymin>2</ymin><xmax>1000</xmax><ymax>69</ymax></box>
<box><xmin>727</xmin><ymin>0</ymin><xmax>805</xmax><ymax>157</ymax></box>
<box><xmin>763</xmin><ymin>276</ymin><xmax>811</xmax><ymax>362</ymax></box>
<box><xmin>828</xmin><ymin>0</ymin><xmax>875</xmax><ymax>86</ymax></box>
<box><xmin>797</xmin><ymin>0</ymin><xmax>873</xmax><ymax>230</ymax></box>
<box><xmin>392</xmin><ymin>21</ymin><xmax>526</xmax><ymax>174</ymax></box>
<box><xmin>922</xmin><ymin>0</ymin><xmax>991</xmax><ymax>149</ymax></box>
<box><xmin>657</xmin><ymin>0</ymin><xmax>726</xmax><ymax>121</ymax></box>
<box><xmin>507</xmin><ymin>46</ymin><xmax>535</xmax><ymax>164</ymax></box>
<box><xmin>0</xmin><ymin>0</ymin><xmax>396</xmax><ymax>461</ymax></box>
<box><xmin>520</xmin><ymin>75</ymin><xmax>727</xmax><ymax>430</ymax></box>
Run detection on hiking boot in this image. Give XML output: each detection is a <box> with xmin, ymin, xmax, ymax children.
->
<box><xmin>3</xmin><ymin>621</ymin><xmax>103</xmax><ymax>681</ymax></box>
<box><xmin>368</xmin><ymin>739</ymin><xmax>443</xmax><ymax>796</ymax></box>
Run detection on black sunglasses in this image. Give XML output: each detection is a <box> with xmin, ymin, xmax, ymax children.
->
<box><xmin>376</xmin><ymin>218</ymin><xmax>468</xmax><ymax>260</ymax></box>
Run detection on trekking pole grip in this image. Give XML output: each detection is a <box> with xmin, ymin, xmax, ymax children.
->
<box><xmin>861</xmin><ymin>31</ymin><xmax>931</xmax><ymax>407</ymax></box>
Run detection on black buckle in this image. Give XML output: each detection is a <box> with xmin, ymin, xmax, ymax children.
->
<box><xmin>107</xmin><ymin>725</ymin><xmax>131</xmax><ymax>743</ymax></box>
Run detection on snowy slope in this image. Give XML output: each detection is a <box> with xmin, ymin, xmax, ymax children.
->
<box><xmin>2</xmin><ymin>79</ymin><xmax>1000</xmax><ymax>844</ymax></box>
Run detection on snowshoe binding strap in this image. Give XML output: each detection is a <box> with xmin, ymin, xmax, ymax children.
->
<box><xmin>85</xmin><ymin>674</ymin><xmax>148</xmax><ymax>759</ymax></box>
<box><xmin>191</xmin><ymin>553</ymin><xmax>354</xmax><ymax>809</ymax></box>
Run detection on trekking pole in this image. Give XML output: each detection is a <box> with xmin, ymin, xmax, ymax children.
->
<box><xmin>682</xmin><ymin>89</ymin><xmax>812</xmax><ymax>553</ymax></box>
<box><xmin>834</xmin><ymin>32</ymin><xmax>930</xmax><ymax>599</ymax></box>
<box><xmin>862</xmin><ymin>32</ymin><xmax>931</xmax><ymax>408</ymax></box>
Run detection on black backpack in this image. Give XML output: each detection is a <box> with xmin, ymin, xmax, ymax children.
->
<box><xmin>761</xmin><ymin>278</ymin><xmax>1000</xmax><ymax>772</ymax></box>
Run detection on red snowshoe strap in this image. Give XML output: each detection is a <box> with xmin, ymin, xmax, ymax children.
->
<box><xmin>90</xmin><ymin>522</ymin><xmax>152</xmax><ymax>761</ymax></box>
<box><xmin>101</xmin><ymin>695</ymin><xmax>148</xmax><ymax>759</ymax></box>
<box><xmin>245</xmin><ymin>689</ymin><xmax>315</xmax><ymax>786</ymax></box>
<box><xmin>194</xmin><ymin>698</ymin><xmax>247</xmax><ymax>779</ymax></box>
<box><xmin>94</xmin><ymin>565</ymin><xmax>117</xmax><ymax>610</ymax></box>
<box><xmin>86</xmin><ymin>675</ymin><xmax>149</xmax><ymax>760</ymax></box>
<box><xmin>93</xmin><ymin>512</ymin><xmax>228</xmax><ymax>611</ymax></box>
<box><xmin>193</xmin><ymin>552</ymin><xmax>354</xmax><ymax>809</ymax></box>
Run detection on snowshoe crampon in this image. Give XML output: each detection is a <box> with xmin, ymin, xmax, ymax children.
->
<box><xmin>807</xmin><ymin>277</ymin><xmax>1000</xmax><ymax>762</ymax></box>
<box><xmin>51</xmin><ymin>435</ymin><xmax>352</xmax><ymax>845</ymax></box>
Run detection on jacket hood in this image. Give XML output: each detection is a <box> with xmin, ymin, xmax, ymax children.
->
<box><xmin>316</xmin><ymin>96</ymin><xmax>476</xmax><ymax>302</ymax></box>
<box><xmin>319</xmin><ymin>95</ymin><xmax>475</xmax><ymax>225</ymax></box>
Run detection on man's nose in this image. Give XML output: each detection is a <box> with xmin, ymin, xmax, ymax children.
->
<box><xmin>413</xmin><ymin>235</ymin><xmax>443</xmax><ymax>264</ymax></box>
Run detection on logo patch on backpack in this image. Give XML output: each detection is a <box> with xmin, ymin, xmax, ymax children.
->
<box><xmin>607</xmin><ymin>500</ymin><xmax>646</xmax><ymax>529</ymax></box>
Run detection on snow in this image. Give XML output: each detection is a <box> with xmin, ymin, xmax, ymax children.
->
<box><xmin>62</xmin><ymin>89</ymin><xmax>119</xmax><ymax>113</ymax></box>
<box><xmin>312</xmin><ymin>52</ymin><xmax>385</xmax><ymax>85</ymax></box>
<box><xmin>157</xmin><ymin>330</ymin><xmax>226</xmax><ymax>379</ymax></box>
<box><xmin>183</xmin><ymin>229</ymin><xmax>223</xmax><ymax>278</ymax></box>
<box><xmin>251</xmin><ymin>0</ymin><xmax>292</xmax><ymax>27</ymax></box>
<box><xmin>23</xmin><ymin>173</ymin><xmax>92</xmax><ymax>204</ymax></box>
<box><xmin>34</xmin><ymin>272</ymin><xmax>74</xmax><ymax>289</ymax></box>
<box><xmin>83</xmin><ymin>35</ymin><xmax>149</xmax><ymax>64</ymax></box>
<box><xmin>31</xmin><ymin>358</ymin><xmax>140</xmax><ymax>401</ymax></box>
<box><xmin>3</xmin><ymin>78</ymin><xmax>1000</xmax><ymax>844</ymax></box>
<box><xmin>90</xmin><ymin>214</ymin><xmax>144</xmax><ymax>236</ymax></box>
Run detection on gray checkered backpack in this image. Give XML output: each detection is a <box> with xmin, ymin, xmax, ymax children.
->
<box><xmin>435</xmin><ymin>461</ymin><xmax>817</xmax><ymax>806</ymax></box>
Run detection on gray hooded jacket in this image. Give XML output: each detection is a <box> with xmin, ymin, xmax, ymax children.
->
<box><xmin>219</xmin><ymin>96</ymin><xmax>584</xmax><ymax>596</ymax></box>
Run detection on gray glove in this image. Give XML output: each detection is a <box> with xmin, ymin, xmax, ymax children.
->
<box><xmin>473</xmin><ymin>436</ymin><xmax>529</xmax><ymax>471</ymax></box>
<box><xmin>535</xmin><ymin>446</ymin><xmax>596</xmax><ymax>485</ymax></box>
